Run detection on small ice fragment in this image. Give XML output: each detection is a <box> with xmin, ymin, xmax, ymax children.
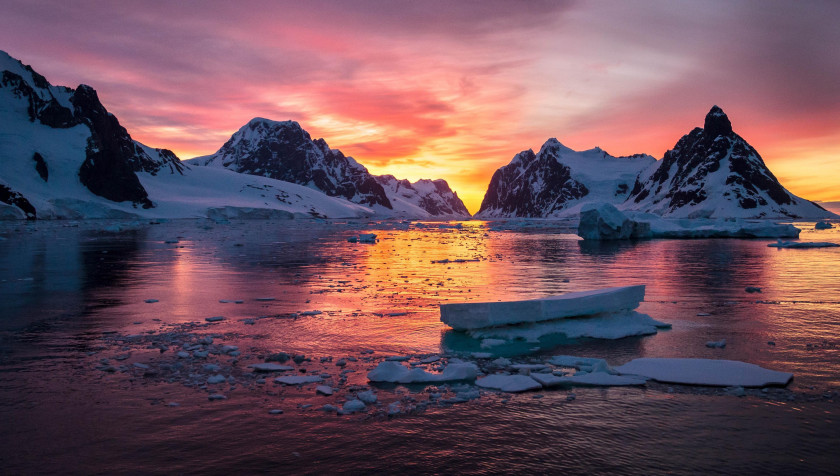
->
<box><xmin>358</xmin><ymin>234</ymin><xmax>377</xmax><ymax>243</ymax></box>
<box><xmin>207</xmin><ymin>374</ymin><xmax>226</xmax><ymax>384</ymax></box>
<box><xmin>385</xmin><ymin>355</ymin><xmax>410</xmax><ymax>362</ymax></box>
<box><xmin>203</xmin><ymin>364</ymin><xmax>221</xmax><ymax>372</ymax></box>
<box><xmin>274</xmin><ymin>376</ymin><xmax>323</xmax><ymax>385</ymax></box>
<box><xmin>815</xmin><ymin>221</ymin><xmax>833</xmax><ymax>230</ymax></box>
<box><xmin>357</xmin><ymin>390</ymin><xmax>377</xmax><ymax>404</ymax></box>
<box><xmin>144</xmin><ymin>299</ymin><xmax>159</xmax><ymax>304</ymax></box>
<box><xmin>221</xmin><ymin>345</ymin><xmax>239</xmax><ymax>354</ymax></box>
<box><xmin>566</xmin><ymin>393</ymin><xmax>576</xmax><ymax>401</ymax></box>
<box><xmin>745</xmin><ymin>287</ymin><xmax>762</xmax><ymax>293</ymax></box>
<box><xmin>268</xmin><ymin>409</ymin><xmax>284</xmax><ymax>415</ymax></box>
<box><xmin>207</xmin><ymin>394</ymin><xmax>227</xmax><ymax>401</ymax></box>
<box><xmin>706</xmin><ymin>339</ymin><xmax>727</xmax><ymax>348</ymax></box>
<box><xmin>342</xmin><ymin>399</ymin><xmax>367</xmax><ymax>413</ymax></box>
<box><xmin>480</xmin><ymin>338</ymin><xmax>506</xmax><ymax>349</ymax></box>
<box><xmin>193</xmin><ymin>350</ymin><xmax>208</xmax><ymax>358</ymax></box>
<box><xmin>316</xmin><ymin>385</ymin><xmax>334</xmax><ymax>396</ymax></box>
<box><xmin>176</xmin><ymin>351</ymin><xmax>190</xmax><ymax>359</ymax></box>
<box><xmin>167</xmin><ymin>402</ymin><xmax>180</xmax><ymax>407</ymax></box>
<box><xmin>697</xmin><ymin>312</ymin><xmax>711</xmax><ymax>316</ymax></box>
<box><xmin>322</xmin><ymin>404</ymin><xmax>338</xmax><ymax>412</ymax></box>
<box><xmin>335</xmin><ymin>359</ymin><xmax>347</xmax><ymax>367</ymax></box>
<box><xmin>492</xmin><ymin>357</ymin><xmax>511</xmax><ymax>367</ymax></box>
<box><xmin>255</xmin><ymin>297</ymin><xmax>276</xmax><ymax>301</ymax></box>
<box><xmin>470</xmin><ymin>352</ymin><xmax>493</xmax><ymax>359</ymax></box>
<box><xmin>249</xmin><ymin>363</ymin><xmax>294</xmax><ymax>372</ymax></box>
<box><xmin>205</xmin><ymin>316</ymin><xmax>225</xmax><ymax>322</ymax></box>
<box><xmin>386</xmin><ymin>312</ymin><xmax>408</xmax><ymax>317</ymax></box>
<box><xmin>300</xmin><ymin>310</ymin><xmax>322</xmax><ymax>316</ymax></box>
<box><xmin>133</xmin><ymin>362</ymin><xmax>149</xmax><ymax>370</ymax></box>
<box><xmin>420</xmin><ymin>356</ymin><xmax>441</xmax><ymax>364</ymax></box>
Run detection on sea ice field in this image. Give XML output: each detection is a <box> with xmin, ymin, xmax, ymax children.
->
<box><xmin>1</xmin><ymin>218</ymin><xmax>839</xmax><ymax>474</ymax></box>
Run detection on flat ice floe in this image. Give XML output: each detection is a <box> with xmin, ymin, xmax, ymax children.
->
<box><xmin>367</xmin><ymin>361</ymin><xmax>478</xmax><ymax>383</ymax></box>
<box><xmin>467</xmin><ymin>310</ymin><xmax>670</xmax><ymax>342</ymax></box>
<box><xmin>440</xmin><ymin>285</ymin><xmax>645</xmax><ymax>330</ymax></box>
<box><xmin>614</xmin><ymin>358</ymin><xmax>793</xmax><ymax>387</ymax></box>
<box><xmin>475</xmin><ymin>374</ymin><xmax>543</xmax><ymax>393</ymax></box>
<box><xmin>767</xmin><ymin>240</ymin><xmax>839</xmax><ymax>248</ymax></box>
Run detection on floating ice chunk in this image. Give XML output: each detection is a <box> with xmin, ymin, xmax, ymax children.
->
<box><xmin>706</xmin><ymin>339</ymin><xmax>727</xmax><ymax>348</ymax></box>
<box><xmin>300</xmin><ymin>310</ymin><xmax>322</xmax><ymax>316</ymax></box>
<box><xmin>480</xmin><ymin>338</ymin><xmax>506</xmax><ymax>348</ymax></box>
<box><xmin>420</xmin><ymin>356</ymin><xmax>441</xmax><ymax>364</ymax></box>
<box><xmin>470</xmin><ymin>352</ymin><xmax>493</xmax><ymax>359</ymax></box>
<box><xmin>348</xmin><ymin>233</ymin><xmax>377</xmax><ymax>244</ymax></box>
<box><xmin>316</xmin><ymin>385</ymin><xmax>333</xmax><ymax>396</ymax></box>
<box><xmin>268</xmin><ymin>409</ymin><xmax>284</xmax><ymax>415</ymax></box>
<box><xmin>144</xmin><ymin>299</ymin><xmax>159</xmax><ymax>303</ymax></box>
<box><xmin>476</xmin><ymin>374</ymin><xmax>542</xmax><ymax>393</ymax></box>
<box><xmin>768</xmin><ymin>240</ymin><xmax>839</xmax><ymax>248</ymax></box>
<box><xmin>510</xmin><ymin>364</ymin><xmax>549</xmax><ymax>371</ymax></box>
<box><xmin>578</xmin><ymin>203</ymin><xmax>651</xmax><ymax>240</ymax></box>
<box><xmin>221</xmin><ymin>345</ymin><xmax>238</xmax><ymax>354</ymax></box>
<box><xmin>274</xmin><ymin>376</ymin><xmax>323</xmax><ymax>385</ymax></box>
<box><xmin>385</xmin><ymin>355</ymin><xmax>410</xmax><ymax>361</ymax></box>
<box><xmin>367</xmin><ymin>361</ymin><xmax>477</xmax><ymax>383</ymax></box>
<box><xmin>555</xmin><ymin>372</ymin><xmax>647</xmax><ymax>387</ymax></box>
<box><xmin>322</xmin><ymin>404</ymin><xmax>338</xmax><ymax>412</ymax></box>
<box><xmin>205</xmin><ymin>316</ymin><xmax>225</xmax><ymax>322</ymax></box>
<box><xmin>745</xmin><ymin>287</ymin><xmax>762</xmax><ymax>293</ymax></box>
<box><xmin>249</xmin><ymin>363</ymin><xmax>294</xmax><ymax>372</ymax></box>
<box><xmin>469</xmin><ymin>311</ymin><xmax>669</xmax><ymax>342</ymax></box>
<box><xmin>814</xmin><ymin>221</ymin><xmax>834</xmax><ymax>230</ymax></box>
<box><xmin>492</xmin><ymin>357</ymin><xmax>512</xmax><ymax>366</ymax></box>
<box><xmin>342</xmin><ymin>399</ymin><xmax>367</xmax><ymax>413</ymax></box>
<box><xmin>207</xmin><ymin>394</ymin><xmax>226</xmax><ymax>400</ymax></box>
<box><xmin>255</xmin><ymin>297</ymin><xmax>276</xmax><ymax>301</ymax></box>
<box><xmin>357</xmin><ymin>390</ymin><xmax>377</xmax><ymax>404</ymax></box>
<box><xmin>614</xmin><ymin>358</ymin><xmax>793</xmax><ymax>387</ymax></box>
<box><xmin>440</xmin><ymin>285</ymin><xmax>645</xmax><ymax>330</ymax></box>
<box><xmin>176</xmin><ymin>351</ymin><xmax>190</xmax><ymax>359</ymax></box>
<box><xmin>207</xmin><ymin>374</ymin><xmax>226</xmax><ymax>384</ymax></box>
<box><xmin>549</xmin><ymin>356</ymin><xmax>611</xmax><ymax>368</ymax></box>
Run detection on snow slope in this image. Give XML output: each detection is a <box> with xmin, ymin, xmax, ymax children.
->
<box><xmin>475</xmin><ymin>139</ymin><xmax>655</xmax><ymax>218</ymax></box>
<box><xmin>188</xmin><ymin>118</ymin><xmax>470</xmax><ymax>219</ymax></box>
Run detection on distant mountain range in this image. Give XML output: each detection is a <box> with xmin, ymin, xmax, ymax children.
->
<box><xmin>187</xmin><ymin>118</ymin><xmax>469</xmax><ymax>218</ymax></box>
<box><xmin>0</xmin><ymin>50</ymin><xmax>833</xmax><ymax>221</ymax></box>
<box><xmin>477</xmin><ymin>106</ymin><xmax>834</xmax><ymax>219</ymax></box>
<box><xmin>0</xmin><ymin>50</ymin><xmax>466</xmax><ymax>220</ymax></box>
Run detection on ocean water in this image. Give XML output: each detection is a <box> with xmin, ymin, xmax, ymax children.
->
<box><xmin>1</xmin><ymin>219</ymin><xmax>839</xmax><ymax>474</ymax></box>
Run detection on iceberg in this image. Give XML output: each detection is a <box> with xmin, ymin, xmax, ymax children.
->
<box><xmin>614</xmin><ymin>358</ymin><xmax>793</xmax><ymax>387</ymax></box>
<box><xmin>814</xmin><ymin>221</ymin><xmax>834</xmax><ymax>230</ymax></box>
<box><xmin>467</xmin><ymin>310</ymin><xmax>670</xmax><ymax>342</ymax></box>
<box><xmin>440</xmin><ymin>285</ymin><xmax>645</xmax><ymax>331</ymax></box>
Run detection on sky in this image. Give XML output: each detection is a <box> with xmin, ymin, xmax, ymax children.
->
<box><xmin>1</xmin><ymin>0</ymin><xmax>838</xmax><ymax>213</ymax></box>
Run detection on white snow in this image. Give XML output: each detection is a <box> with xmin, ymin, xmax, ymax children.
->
<box><xmin>475</xmin><ymin>374</ymin><xmax>542</xmax><ymax>393</ymax></box>
<box><xmin>440</xmin><ymin>285</ymin><xmax>645</xmax><ymax>331</ymax></box>
<box><xmin>367</xmin><ymin>361</ymin><xmax>478</xmax><ymax>383</ymax></box>
<box><xmin>614</xmin><ymin>358</ymin><xmax>793</xmax><ymax>387</ymax></box>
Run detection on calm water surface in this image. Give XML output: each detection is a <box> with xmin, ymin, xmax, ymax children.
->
<box><xmin>1</xmin><ymin>219</ymin><xmax>839</xmax><ymax>474</ymax></box>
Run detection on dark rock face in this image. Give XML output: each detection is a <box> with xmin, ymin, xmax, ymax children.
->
<box><xmin>0</xmin><ymin>184</ymin><xmax>36</xmax><ymax>219</ymax></box>
<box><xmin>32</xmin><ymin>152</ymin><xmax>48</xmax><ymax>181</ymax></box>
<box><xmin>478</xmin><ymin>148</ymin><xmax>589</xmax><ymax>217</ymax></box>
<box><xmin>627</xmin><ymin>106</ymin><xmax>808</xmax><ymax>218</ymax></box>
<box><xmin>197</xmin><ymin>119</ymin><xmax>392</xmax><ymax>208</ymax></box>
<box><xmin>1</xmin><ymin>52</ymin><xmax>187</xmax><ymax>213</ymax></box>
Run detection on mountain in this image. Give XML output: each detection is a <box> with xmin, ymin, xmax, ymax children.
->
<box><xmin>375</xmin><ymin>175</ymin><xmax>470</xmax><ymax>217</ymax></box>
<box><xmin>0</xmin><ymin>50</ymin><xmax>184</xmax><ymax>217</ymax></box>
<box><xmin>188</xmin><ymin>118</ymin><xmax>470</xmax><ymax>218</ymax></box>
<box><xmin>475</xmin><ymin>139</ymin><xmax>655</xmax><ymax>218</ymax></box>
<box><xmin>625</xmin><ymin>106</ymin><xmax>834</xmax><ymax>219</ymax></box>
<box><xmin>0</xmin><ymin>50</ymin><xmax>373</xmax><ymax>220</ymax></box>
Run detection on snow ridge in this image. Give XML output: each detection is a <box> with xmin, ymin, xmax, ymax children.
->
<box><xmin>476</xmin><ymin>139</ymin><xmax>655</xmax><ymax>218</ymax></box>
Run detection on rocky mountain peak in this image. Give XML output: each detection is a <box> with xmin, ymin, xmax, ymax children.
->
<box><xmin>703</xmin><ymin>105</ymin><xmax>733</xmax><ymax>138</ymax></box>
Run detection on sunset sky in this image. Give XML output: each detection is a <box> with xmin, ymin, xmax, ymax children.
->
<box><xmin>2</xmin><ymin>0</ymin><xmax>838</xmax><ymax>213</ymax></box>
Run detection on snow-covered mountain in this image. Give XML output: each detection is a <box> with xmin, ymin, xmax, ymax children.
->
<box><xmin>475</xmin><ymin>139</ymin><xmax>655</xmax><ymax>218</ymax></box>
<box><xmin>187</xmin><ymin>118</ymin><xmax>470</xmax><ymax>218</ymax></box>
<box><xmin>0</xmin><ymin>50</ymin><xmax>373</xmax><ymax>220</ymax></box>
<box><xmin>625</xmin><ymin>106</ymin><xmax>834</xmax><ymax>219</ymax></box>
<box><xmin>375</xmin><ymin>175</ymin><xmax>470</xmax><ymax>218</ymax></box>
